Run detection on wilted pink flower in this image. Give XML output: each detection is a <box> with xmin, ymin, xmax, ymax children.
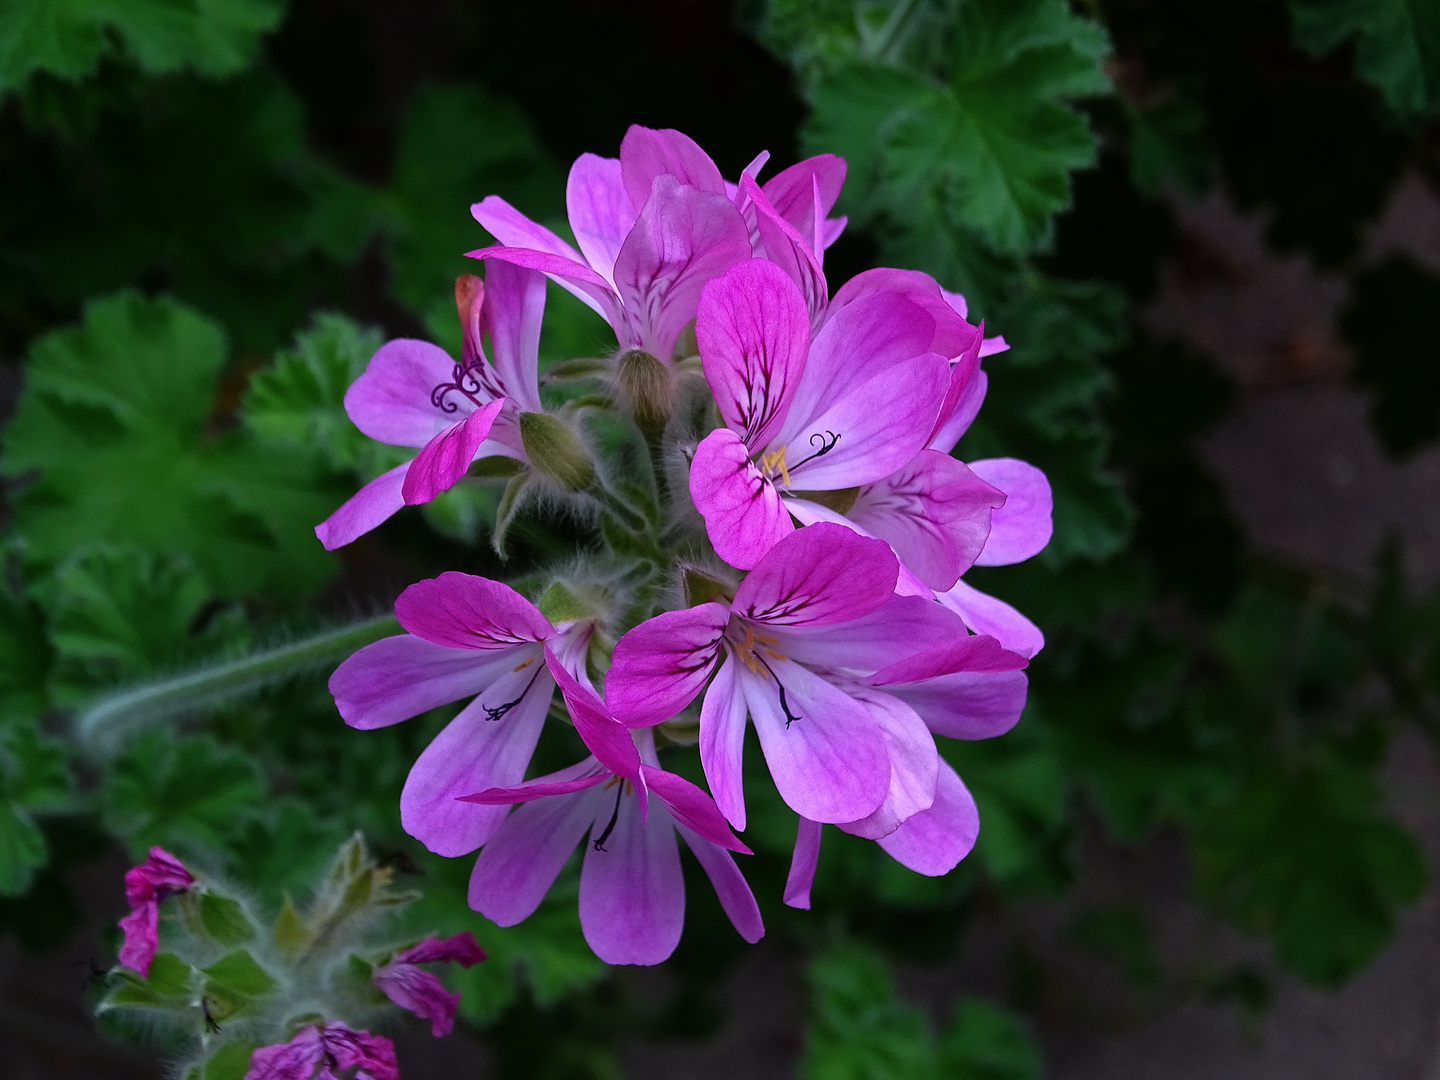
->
<box><xmin>244</xmin><ymin>1022</ymin><xmax>398</xmax><ymax>1080</ymax></box>
<box><xmin>117</xmin><ymin>846</ymin><xmax>193</xmax><ymax>977</ymax></box>
<box><xmin>461</xmin><ymin>658</ymin><xmax>761</xmax><ymax>966</ymax></box>
<box><xmin>373</xmin><ymin>931</ymin><xmax>486</xmax><ymax>1037</ymax></box>
<box><xmin>315</xmin><ymin>259</ymin><xmax>545</xmax><ymax>549</ymax></box>
<box><xmin>606</xmin><ymin>523</ymin><xmax>1028</xmax><ymax>833</ymax></box>
<box><xmin>329</xmin><ymin>573</ymin><xmax>595</xmax><ymax>858</ymax></box>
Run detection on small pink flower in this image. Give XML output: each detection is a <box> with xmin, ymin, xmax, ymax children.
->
<box><xmin>117</xmin><ymin>847</ymin><xmax>193</xmax><ymax>977</ymax></box>
<box><xmin>372</xmin><ymin>932</ymin><xmax>487</xmax><ymax>1037</ymax></box>
<box><xmin>244</xmin><ymin>1022</ymin><xmax>398</xmax><ymax>1080</ymax></box>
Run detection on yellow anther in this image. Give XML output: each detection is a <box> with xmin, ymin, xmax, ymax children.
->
<box><xmin>512</xmin><ymin>655</ymin><xmax>537</xmax><ymax>673</ymax></box>
<box><xmin>760</xmin><ymin>446</ymin><xmax>792</xmax><ymax>487</ymax></box>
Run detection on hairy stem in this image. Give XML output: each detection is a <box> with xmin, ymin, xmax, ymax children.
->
<box><xmin>75</xmin><ymin>614</ymin><xmax>400</xmax><ymax>754</ymax></box>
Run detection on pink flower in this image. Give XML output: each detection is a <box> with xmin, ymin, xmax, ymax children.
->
<box><xmin>328</xmin><ymin>573</ymin><xmax>595</xmax><ymax>858</ymax></box>
<box><xmin>461</xmin><ymin>660</ymin><xmax>762</xmax><ymax>966</ymax></box>
<box><xmin>244</xmin><ymin>1022</ymin><xmax>398</xmax><ymax>1080</ymax></box>
<box><xmin>606</xmin><ymin>523</ymin><xmax>1029</xmax><ymax>833</ymax></box>
<box><xmin>117</xmin><ymin>846</ymin><xmax>193</xmax><ymax>977</ymax></box>
<box><xmin>315</xmin><ymin>260</ymin><xmax>545</xmax><ymax>550</ymax></box>
<box><xmin>373</xmin><ymin>932</ymin><xmax>486</xmax><ymax>1037</ymax></box>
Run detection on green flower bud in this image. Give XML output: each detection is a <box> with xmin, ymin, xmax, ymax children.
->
<box><xmin>615</xmin><ymin>348</ymin><xmax>673</xmax><ymax>436</ymax></box>
<box><xmin>519</xmin><ymin>412</ymin><xmax>597</xmax><ymax>492</ymax></box>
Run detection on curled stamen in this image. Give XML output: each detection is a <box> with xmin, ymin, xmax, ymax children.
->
<box><xmin>431</xmin><ymin>360</ymin><xmax>489</xmax><ymax>413</ymax></box>
<box><xmin>483</xmin><ymin>665</ymin><xmax>546</xmax><ymax>722</ymax></box>
<box><xmin>592</xmin><ymin>784</ymin><xmax>625</xmax><ymax>851</ymax></box>
<box><xmin>786</xmin><ymin>430</ymin><xmax>841</xmax><ymax>473</ymax></box>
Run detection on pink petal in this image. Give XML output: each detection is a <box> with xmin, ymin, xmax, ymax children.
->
<box><xmin>579</xmin><ymin>796</ymin><xmax>685</xmax><ymax>965</ymax></box>
<box><xmin>372</xmin><ymin>964</ymin><xmax>461</xmax><ymax>1037</ymax></box>
<box><xmin>739</xmin><ymin>659</ymin><xmax>889</xmax><ymax>824</ymax></box>
<box><xmin>545</xmin><ymin>645</ymin><xmax>642</xmax><ymax>784</ymax></box>
<box><xmin>117</xmin><ymin>902</ymin><xmax>159</xmax><ymax>975</ymax></box>
<box><xmin>344</xmin><ymin>339</ymin><xmax>470</xmax><ymax>448</ymax></box>
<box><xmin>644</xmin><ymin>767</ymin><xmax>750</xmax><ymax>853</ymax></box>
<box><xmin>830</xmin><ymin>268</ymin><xmax>982</xmax><ymax>361</ymax></box>
<box><xmin>699</xmin><ymin>653</ymin><xmax>749</xmax><ymax>830</ymax></box>
<box><xmin>469</xmin><ymin>244</ymin><xmax>623</xmax><ymax>329</ymax></box>
<box><xmin>928</xmin><ymin>367</ymin><xmax>987</xmax><ymax>453</ymax></box>
<box><xmin>697</xmin><ymin>258</ymin><xmax>810</xmax><ymax>448</ymax></box>
<box><xmin>245</xmin><ymin>1025</ymin><xmax>325</xmax><ymax>1080</ymax></box>
<box><xmin>849</xmin><ymin>451</ymin><xmax>1007</xmax><ymax>591</ymax></box>
<box><xmin>740</xmin><ymin>176</ymin><xmax>828</xmax><ymax>328</ymax></box>
<box><xmin>619</xmin><ymin>124</ymin><xmax>727</xmax><ymax>210</ymax></box>
<box><xmin>733</xmin><ymin>522</ymin><xmax>896</xmax><ymax>627</ymax></box>
<box><xmin>124</xmin><ymin>846</ymin><xmax>193</xmax><ymax>905</ymax></box>
<box><xmin>867</xmin><ymin>634</ymin><xmax>1028</xmax><ymax>685</ymax></box>
<box><xmin>314</xmin><ymin>462</ymin><xmax>410</xmax><ymax>550</ymax></box>
<box><xmin>401</xmin><ymin>398</ymin><xmax>506</xmax><ymax>505</ymax></box>
<box><xmin>760</xmin><ymin>154</ymin><xmax>846</xmax><ymax>253</ymax></box>
<box><xmin>471</xmin><ymin>194</ymin><xmax>584</xmax><ymax>262</ymax></box>
<box><xmin>611</xmin><ymin>176</ymin><xmax>752</xmax><ymax>361</ymax></box>
<box><xmin>329</xmin><ymin>634</ymin><xmax>520</xmax><ymax>730</ymax></box>
<box><xmin>396</xmin><ymin>931</ymin><xmax>487</xmax><ymax>967</ymax></box>
<box><xmin>566</xmin><ymin>153</ymin><xmax>637</xmax><ymax>286</ymax></box>
<box><xmin>321</xmin><ymin>1025</ymin><xmax>400</xmax><ymax>1080</ymax></box>
<box><xmin>784</xmin><ymin>817</ymin><xmax>822</xmax><ymax>909</ymax></box>
<box><xmin>938</xmin><ymin>579</ymin><xmax>1046</xmax><ymax>659</ymax></box>
<box><xmin>781</xmin><ymin>497</ymin><xmax>939</xmax><ymax>598</ymax></box>
<box><xmin>400</xmin><ymin>655</ymin><xmax>553</xmax><ymax>856</ymax></box>
<box><xmin>689</xmin><ymin>428</ymin><xmax>793</xmax><ymax>570</ymax></box>
<box><xmin>459</xmin><ymin>757</ymin><xmax>609</xmax><ymax>805</ymax></box>
<box><xmin>877</xmin><ymin>760</ymin><xmax>979</xmax><ymax>876</ymax></box>
<box><xmin>394</xmin><ymin>572</ymin><xmax>552</xmax><ymax>651</ymax></box>
<box><xmin>469</xmin><ymin>785</ymin><xmax>605</xmax><ymax>926</ymax></box>
<box><xmin>968</xmin><ymin>458</ymin><xmax>1053</xmax><ymax>566</ymax></box>
<box><xmin>767</xmin><ymin>594</ymin><xmax>969</xmax><ymax>674</ymax></box>
<box><xmin>480</xmin><ymin>259</ymin><xmax>546</xmax><ymax>412</ymax></box>
<box><xmin>927</xmin><ymin>331</ymin><xmax>984</xmax><ymax>448</ymax></box>
<box><xmin>607</xmin><ymin>602</ymin><xmax>729</xmax><ymax>726</ymax></box>
<box><xmin>884</xmin><ymin>669</ymin><xmax>1029</xmax><ymax>741</ymax></box>
<box><xmin>836</xmin><ymin>688</ymin><xmax>938</xmax><ymax>841</ymax></box>
<box><xmin>676</xmin><ymin>825</ymin><xmax>764</xmax><ymax>944</ymax></box>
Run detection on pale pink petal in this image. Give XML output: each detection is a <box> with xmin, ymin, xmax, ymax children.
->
<box><xmin>836</xmin><ymin>688</ymin><xmax>938</xmax><ymax>841</ymax></box>
<box><xmin>928</xmin><ymin>368</ymin><xmax>987</xmax><ymax>453</ymax></box>
<box><xmin>980</xmin><ymin>335</ymin><xmax>1009</xmax><ymax>356</ymax></box>
<box><xmin>677</xmin><ymin>825</ymin><xmax>764</xmax><ymax>943</ymax></box>
<box><xmin>820</xmin><ymin>216</ymin><xmax>847</xmax><ymax>249</ymax></box>
<box><xmin>938</xmin><ymin>578</ymin><xmax>1046</xmax><ymax>659</ymax></box>
<box><xmin>760</xmin><ymin>154</ymin><xmax>846</xmax><ymax>254</ymax></box>
<box><xmin>400</xmin><ymin>656</ymin><xmax>552</xmax><ymax>856</ymax></box>
<box><xmin>329</xmin><ymin>634</ymin><xmax>521</xmax><ymax>730</ymax></box>
<box><xmin>968</xmin><ymin>458</ymin><xmax>1053</xmax><ymax>566</ymax></box>
<box><xmin>579</xmin><ymin>796</ymin><xmax>685</xmax><ymax>965</ymax></box>
<box><xmin>884</xmin><ymin>669</ymin><xmax>1029</xmax><ymax>741</ymax></box>
<box><xmin>315</xmin><ymin>462</ymin><xmax>411</xmax><ymax>551</ymax></box>
<box><xmin>469</xmin><ymin>785</ymin><xmax>605</xmax><ymax>925</ymax></box>
<box><xmin>868</xmin><ymin>634</ymin><xmax>1027</xmax><ymax>685</ymax></box>
<box><xmin>471</xmin><ymin>194</ymin><xmax>584</xmax><ymax>261</ymax></box>
<box><xmin>690</xmin><ymin>428</ymin><xmax>793</xmax><ymax>569</ymax></box>
<box><xmin>732</xmin><ymin>522</ymin><xmax>896</xmax><ymax>627</ymax></box>
<box><xmin>394</xmin><ymin>572</ymin><xmax>552</xmax><ymax>650</ymax></box>
<box><xmin>469</xmin><ymin>244</ymin><xmax>623</xmax><ymax>329</ymax></box>
<box><xmin>395</xmin><ymin>931</ymin><xmax>487</xmax><ymax>967</ymax></box>
<box><xmin>849</xmin><ymin>451</ymin><xmax>1007</xmax><ymax>591</ymax></box>
<box><xmin>546</xmin><ymin>645</ymin><xmax>642</xmax><ymax>785</ymax></box>
<box><xmin>459</xmin><ymin>757</ymin><xmax>609</xmax><ymax>805</ymax></box>
<box><xmin>117</xmin><ymin>902</ymin><xmax>159</xmax><ymax>975</ymax></box>
<box><xmin>566</xmin><ymin>153</ymin><xmax>636</xmax><ymax>287</ymax></box>
<box><xmin>699</xmin><ymin>653</ymin><xmax>749</xmax><ymax>830</ymax></box>
<box><xmin>607</xmin><ymin>602</ymin><xmax>729</xmax><ymax>726</ymax></box>
<box><xmin>696</xmin><ymin>258</ymin><xmax>810</xmax><ymax>448</ymax></box>
<box><xmin>740</xmin><ymin>176</ymin><xmax>828</xmax><ymax>328</ymax></box>
<box><xmin>611</xmin><ymin>176</ymin><xmax>752</xmax><ymax>361</ymax></box>
<box><xmin>645</xmin><ymin>768</ymin><xmax>749</xmax><ymax>853</ymax></box>
<box><xmin>781</xmin><ymin>497</ymin><xmax>938</xmax><ymax>598</ymax></box>
<box><xmin>401</xmin><ymin>398</ymin><xmax>506</xmax><ymax>505</ymax></box>
<box><xmin>344</xmin><ymin>339</ymin><xmax>469</xmax><ymax>448</ymax></box>
<box><xmin>480</xmin><ymin>259</ymin><xmax>546</xmax><ymax>412</ymax></box>
<box><xmin>767</xmin><ymin>594</ymin><xmax>968</xmax><ymax>673</ymax></box>
<box><xmin>784</xmin><ymin>817</ymin><xmax>822</xmax><ymax>909</ymax></box>
<box><xmin>619</xmin><ymin>125</ymin><xmax>727</xmax><ymax>209</ymax></box>
<box><xmin>739</xmin><ymin>659</ymin><xmax>889</xmax><ymax>823</ymax></box>
<box><xmin>877</xmin><ymin>760</ymin><xmax>979</xmax><ymax>876</ymax></box>
<box><xmin>372</xmin><ymin>964</ymin><xmax>461</xmax><ymax>1037</ymax></box>
<box><xmin>829</xmin><ymin>268</ymin><xmax>982</xmax><ymax>360</ymax></box>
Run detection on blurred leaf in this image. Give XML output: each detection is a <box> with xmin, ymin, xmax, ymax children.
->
<box><xmin>102</xmin><ymin>951</ymin><xmax>195</xmax><ymax>1010</ymax></box>
<box><xmin>937</xmin><ymin>998</ymin><xmax>1041</xmax><ymax>1080</ymax></box>
<box><xmin>0</xmin><ymin>720</ymin><xmax>72</xmax><ymax>896</ymax></box>
<box><xmin>202</xmin><ymin>949</ymin><xmax>277</xmax><ymax>999</ymax></box>
<box><xmin>0</xmin><ymin>802</ymin><xmax>47</xmax><ymax>897</ymax></box>
<box><xmin>199</xmin><ymin>893</ymin><xmax>255</xmax><ymax>947</ymax></box>
<box><xmin>0</xmin><ymin>581</ymin><xmax>53</xmax><ymax>719</ymax></box>
<box><xmin>1066</xmin><ymin>905</ymin><xmax>1161</xmax><ymax>986</ymax></box>
<box><xmin>803</xmin><ymin>943</ymin><xmax>935</xmax><ymax>1080</ymax></box>
<box><xmin>1290</xmin><ymin>0</ymin><xmax>1440</xmax><ymax>118</ymax></box>
<box><xmin>1126</xmin><ymin>97</ymin><xmax>1213</xmax><ymax>198</ymax></box>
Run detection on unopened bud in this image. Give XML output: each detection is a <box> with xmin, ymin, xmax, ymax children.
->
<box><xmin>519</xmin><ymin>412</ymin><xmax>596</xmax><ymax>492</ymax></box>
<box><xmin>616</xmin><ymin>349</ymin><xmax>673</xmax><ymax>436</ymax></box>
<box><xmin>682</xmin><ymin>566</ymin><xmax>735</xmax><ymax>607</ymax></box>
<box><xmin>539</xmin><ymin>581</ymin><xmax>596</xmax><ymax>624</ymax></box>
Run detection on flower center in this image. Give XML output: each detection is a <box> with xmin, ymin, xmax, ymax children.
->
<box><xmin>758</xmin><ymin>431</ymin><xmax>842</xmax><ymax>488</ymax></box>
<box><xmin>728</xmin><ymin>624</ymin><xmax>803</xmax><ymax>728</ymax></box>
<box><xmin>431</xmin><ymin>358</ymin><xmax>505</xmax><ymax>414</ymax></box>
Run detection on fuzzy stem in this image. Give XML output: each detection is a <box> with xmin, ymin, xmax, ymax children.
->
<box><xmin>75</xmin><ymin>614</ymin><xmax>400</xmax><ymax>754</ymax></box>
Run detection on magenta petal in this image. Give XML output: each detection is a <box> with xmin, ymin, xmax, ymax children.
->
<box><xmin>939</xmin><ymin>579</ymin><xmax>1046</xmax><ymax>659</ymax></box>
<box><xmin>469</xmin><ymin>785</ymin><xmax>604</xmax><ymax>926</ymax></box>
<box><xmin>699</xmin><ymin>653</ymin><xmax>749</xmax><ymax>830</ymax></box>
<box><xmin>969</xmin><ymin>458</ymin><xmax>1053</xmax><ymax>566</ymax></box>
<box><xmin>471</xmin><ymin>194</ymin><xmax>583</xmax><ymax>261</ymax></box>
<box><xmin>397</xmin><ymin>931</ymin><xmax>487</xmax><ymax>967</ymax></box>
<box><xmin>740</xmin><ymin>175</ymin><xmax>828</xmax><ymax>328</ymax></box>
<box><xmin>611</xmin><ymin>176</ymin><xmax>752</xmax><ymax>360</ymax></box>
<box><xmin>885</xmin><ymin>669</ymin><xmax>1029</xmax><ymax>741</ymax></box>
<box><xmin>545</xmin><ymin>645</ymin><xmax>642</xmax><ymax>783</ymax></box>
<box><xmin>480</xmin><ymin>259</ymin><xmax>546</xmax><ymax>412</ymax></box>
<box><xmin>470</xmin><ymin>245</ymin><xmax>623</xmax><ymax>329</ymax></box>
<box><xmin>784</xmin><ymin>817</ymin><xmax>822</xmax><ymax>910</ymax></box>
<box><xmin>689</xmin><ymin>428</ymin><xmax>793</xmax><ymax>570</ymax></box>
<box><xmin>401</xmin><ymin>398</ymin><xmax>506</xmax><ymax>505</ymax></box>
<box><xmin>315</xmin><ymin>461</ymin><xmax>410</xmax><ymax>551</ymax></box>
<box><xmin>245</xmin><ymin>1025</ymin><xmax>325</xmax><ymax>1080</ymax></box>
<box><xmin>645</xmin><ymin>768</ymin><xmax>749</xmax><ymax>853</ymax></box>
<box><xmin>394</xmin><ymin>572</ymin><xmax>552</xmax><ymax>650</ymax></box>
<box><xmin>459</xmin><ymin>757</ymin><xmax>608</xmax><ymax>805</ymax></box>
<box><xmin>373</xmin><ymin>964</ymin><xmax>461</xmax><ymax>1037</ymax></box>
<box><xmin>697</xmin><ymin>258</ymin><xmax>810</xmax><ymax>448</ymax></box>
<box><xmin>836</xmin><ymin>688</ymin><xmax>938</xmax><ymax>841</ymax></box>
<box><xmin>329</xmin><ymin>634</ymin><xmax>516</xmax><ymax>730</ymax></box>
<box><xmin>607</xmin><ymin>602</ymin><xmax>729</xmax><ymax>726</ymax></box>
<box><xmin>567</xmin><ymin>152</ymin><xmax>636</xmax><ymax>285</ymax></box>
<box><xmin>768</xmin><ymin>594</ymin><xmax>969</xmax><ymax>674</ymax></box>
<box><xmin>676</xmin><ymin>825</ymin><xmax>764</xmax><ymax>944</ymax></box>
<box><xmin>760</xmin><ymin>154</ymin><xmax>846</xmax><ymax>253</ymax></box>
<box><xmin>868</xmin><ymin>634</ymin><xmax>1028</xmax><ymax>685</ymax></box>
<box><xmin>740</xmin><ymin>659</ymin><xmax>889</xmax><ymax>823</ymax></box>
<box><xmin>124</xmin><ymin>846</ymin><xmax>194</xmax><ymax>905</ymax></box>
<box><xmin>849</xmin><ymin>451</ymin><xmax>1007</xmax><ymax>591</ymax></box>
<box><xmin>619</xmin><ymin>124</ymin><xmax>727</xmax><ymax>209</ymax></box>
<box><xmin>829</xmin><ymin>267</ymin><xmax>982</xmax><ymax>361</ymax></box>
<box><xmin>877</xmin><ymin>760</ymin><xmax>979</xmax><ymax>876</ymax></box>
<box><xmin>400</xmin><ymin>655</ymin><xmax>553</xmax><ymax>856</ymax></box>
<box><xmin>928</xmin><ymin>368</ymin><xmax>987</xmax><ymax>453</ymax></box>
<box><xmin>579</xmin><ymin>797</ymin><xmax>685</xmax><ymax>966</ymax></box>
<box><xmin>733</xmin><ymin>522</ymin><xmax>896</xmax><ymax>627</ymax></box>
<box><xmin>345</xmin><ymin>339</ymin><xmax>467</xmax><ymax>448</ymax></box>
<box><xmin>117</xmin><ymin>902</ymin><xmax>159</xmax><ymax>975</ymax></box>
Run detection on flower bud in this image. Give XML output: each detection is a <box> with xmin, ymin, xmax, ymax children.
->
<box><xmin>615</xmin><ymin>349</ymin><xmax>673</xmax><ymax>437</ymax></box>
<box><xmin>519</xmin><ymin>411</ymin><xmax>597</xmax><ymax>492</ymax></box>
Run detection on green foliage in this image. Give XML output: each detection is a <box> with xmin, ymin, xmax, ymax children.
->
<box><xmin>0</xmin><ymin>581</ymin><xmax>54</xmax><ymax>719</ymax></box>
<box><xmin>1290</xmin><ymin>0</ymin><xmax>1440</xmax><ymax>117</ymax></box>
<box><xmin>0</xmin><ymin>720</ymin><xmax>72</xmax><ymax>895</ymax></box>
<box><xmin>103</xmin><ymin>951</ymin><xmax>196</xmax><ymax>1010</ymax></box>
<box><xmin>0</xmin><ymin>0</ymin><xmax>286</xmax><ymax>95</ymax></box>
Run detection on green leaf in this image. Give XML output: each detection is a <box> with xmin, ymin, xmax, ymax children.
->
<box><xmin>102</xmin><ymin>951</ymin><xmax>195</xmax><ymax>1009</ymax></box>
<box><xmin>0</xmin><ymin>583</ymin><xmax>53</xmax><ymax>719</ymax></box>
<box><xmin>193</xmin><ymin>1042</ymin><xmax>258</xmax><ymax>1080</ymax></box>
<box><xmin>937</xmin><ymin>998</ymin><xmax>1041</xmax><ymax>1080</ymax></box>
<box><xmin>0</xmin><ymin>801</ymin><xmax>47</xmax><ymax>897</ymax></box>
<box><xmin>199</xmin><ymin>893</ymin><xmax>255</xmax><ymax>947</ymax></box>
<box><xmin>0</xmin><ymin>721</ymin><xmax>72</xmax><ymax>897</ymax></box>
<box><xmin>1290</xmin><ymin>0</ymin><xmax>1440</xmax><ymax>118</ymax></box>
<box><xmin>802</xmin><ymin>943</ymin><xmax>936</xmax><ymax>1080</ymax></box>
<box><xmin>202</xmin><ymin>949</ymin><xmax>277</xmax><ymax>998</ymax></box>
<box><xmin>0</xmin><ymin>0</ymin><xmax>286</xmax><ymax>95</ymax></box>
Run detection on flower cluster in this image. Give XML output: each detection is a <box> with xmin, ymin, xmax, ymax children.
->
<box><xmin>325</xmin><ymin>127</ymin><xmax>1052</xmax><ymax>966</ymax></box>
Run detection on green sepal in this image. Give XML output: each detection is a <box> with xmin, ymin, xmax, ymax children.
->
<box><xmin>491</xmin><ymin>473</ymin><xmax>530</xmax><ymax>557</ymax></box>
<box><xmin>101</xmin><ymin>952</ymin><xmax>194</xmax><ymax>1010</ymax></box>
<box><xmin>343</xmin><ymin>953</ymin><xmax>390</xmax><ymax>1006</ymax></box>
<box><xmin>468</xmin><ymin>455</ymin><xmax>524</xmax><ymax>479</ymax></box>
<box><xmin>273</xmin><ymin>895</ymin><xmax>307</xmax><ymax>956</ymax></box>
<box><xmin>519</xmin><ymin>412</ymin><xmax>597</xmax><ymax>492</ymax></box>
<box><xmin>186</xmin><ymin>1042</ymin><xmax>259</xmax><ymax>1080</ymax></box>
<box><xmin>203</xmin><ymin>951</ymin><xmax>277</xmax><ymax>999</ymax></box>
<box><xmin>542</xmin><ymin>357</ymin><xmax>610</xmax><ymax>382</ymax></box>
<box><xmin>199</xmin><ymin>893</ymin><xmax>255</xmax><ymax>947</ymax></box>
<box><xmin>682</xmin><ymin>567</ymin><xmax>735</xmax><ymax>607</ymax></box>
<box><xmin>539</xmin><ymin>582</ymin><xmax>594</xmax><ymax>624</ymax></box>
